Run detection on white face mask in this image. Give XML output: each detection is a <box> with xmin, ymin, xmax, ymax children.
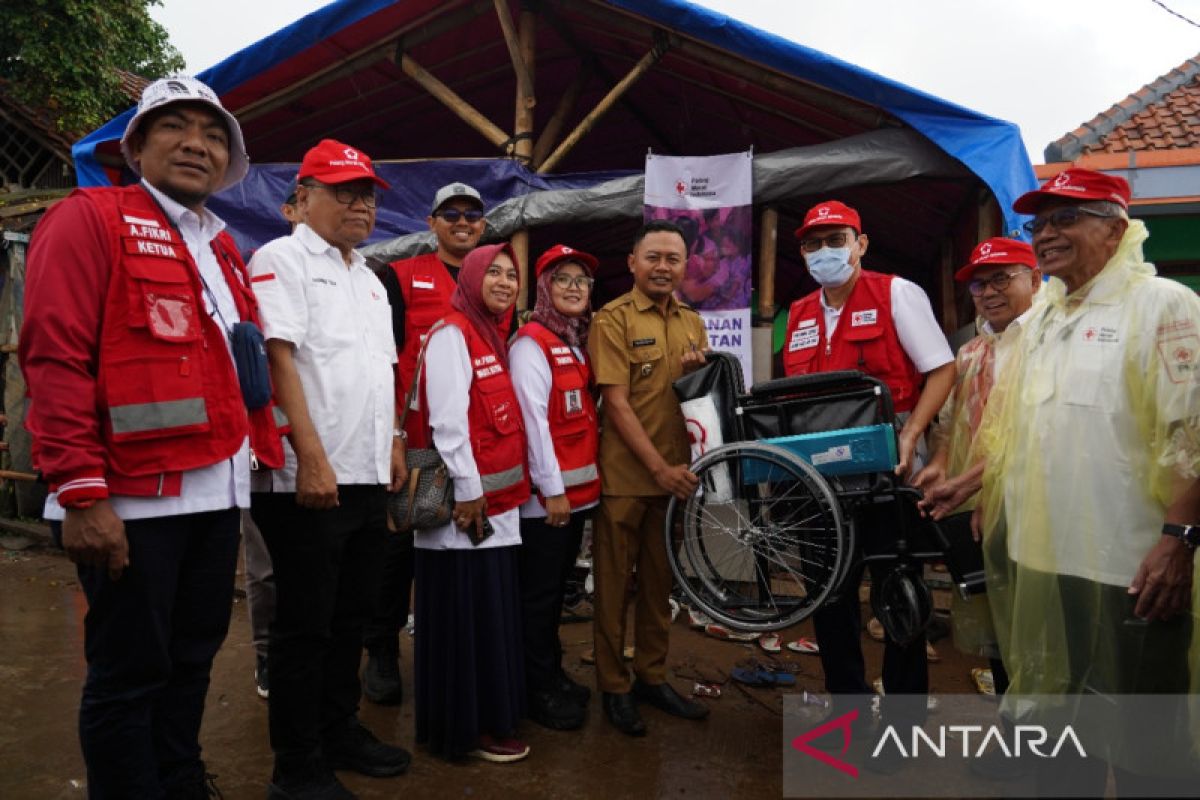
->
<box><xmin>805</xmin><ymin>246</ymin><xmax>855</xmax><ymax>287</ymax></box>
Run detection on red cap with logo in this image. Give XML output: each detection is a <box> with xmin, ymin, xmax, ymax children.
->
<box><xmin>794</xmin><ymin>200</ymin><xmax>861</xmax><ymax>240</ymax></box>
<box><xmin>954</xmin><ymin>237</ymin><xmax>1038</xmax><ymax>283</ymax></box>
<box><xmin>298</xmin><ymin>138</ymin><xmax>390</xmax><ymax>189</ymax></box>
<box><xmin>1012</xmin><ymin>167</ymin><xmax>1130</xmax><ymax>214</ymax></box>
<box><xmin>535</xmin><ymin>244</ymin><xmax>598</xmax><ymax>278</ymax></box>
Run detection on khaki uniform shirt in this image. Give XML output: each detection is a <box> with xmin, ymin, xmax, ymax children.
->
<box><xmin>589</xmin><ymin>287</ymin><xmax>708</xmax><ymax>496</ymax></box>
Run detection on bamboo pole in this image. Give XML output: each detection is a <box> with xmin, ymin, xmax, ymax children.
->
<box><xmin>537</xmin><ymin>40</ymin><xmax>668</xmax><ymax>174</ymax></box>
<box><xmin>532</xmin><ymin>62</ymin><xmax>590</xmax><ymax>168</ymax></box>
<box><xmin>757</xmin><ymin>207</ymin><xmax>779</xmax><ymax>320</ymax></box>
<box><xmin>494</xmin><ymin>0</ymin><xmax>535</xmax><ymax>106</ymax></box>
<box><xmin>398</xmin><ymin>53</ymin><xmax>511</xmax><ymax>150</ymax></box>
<box><xmin>511</xmin><ymin>6</ymin><xmax>537</xmax><ymax>310</ymax></box>
<box><xmin>0</xmin><ymin>470</ymin><xmax>37</xmax><ymax>482</ymax></box>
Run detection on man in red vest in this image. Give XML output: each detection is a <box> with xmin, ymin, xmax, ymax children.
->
<box><xmin>782</xmin><ymin>200</ymin><xmax>955</xmax><ymax>766</ymax></box>
<box><xmin>19</xmin><ymin>76</ymin><xmax>286</xmax><ymax>798</ymax></box>
<box><xmin>361</xmin><ymin>183</ymin><xmax>488</xmax><ymax>705</ymax></box>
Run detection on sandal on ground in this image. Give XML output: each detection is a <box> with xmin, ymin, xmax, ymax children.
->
<box><xmin>757</xmin><ymin>633</ymin><xmax>782</xmax><ymax>653</ymax></box>
<box><xmin>785</xmin><ymin>637</ymin><xmax>820</xmax><ymax>654</ymax></box>
<box><xmin>731</xmin><ymin>666</ymin><xmax>796</xmax><ymax>688</ymax></box>
<box><xmin>971</xmin><ymin>667</ymin><xmax>996</xmax><ymax>696</ymax></box>
<box><xmin>704</xmin><ymin>623</ymin><xmax>760</xmax><ymax>642</ymax></box>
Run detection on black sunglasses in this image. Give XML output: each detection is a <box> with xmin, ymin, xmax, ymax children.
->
<box><xmin>1023</xmin><ymin>206</ymin><xmax>1115</xmax><ymax>236</ymax></box>
<box><xmin>436</xmin><ymin>208</ymin><xmax>485</xmax><ymax>223</ymax></box>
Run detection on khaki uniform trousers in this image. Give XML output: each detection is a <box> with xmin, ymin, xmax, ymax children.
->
<box><xmin>591</xmin><ymin>494</ymin><xmax>673</xmax><ymax>693</ymax></box>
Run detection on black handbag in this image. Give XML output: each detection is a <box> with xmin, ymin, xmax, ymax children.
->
<box><xmin>387</xmin><ymin>326</ymin><xmax>454</xmax><ymax>532</ymax></box>
<box><xmin>229</xmin><ymin>320</ymin><xmax>272</xmax><ymax>410</ymax></box>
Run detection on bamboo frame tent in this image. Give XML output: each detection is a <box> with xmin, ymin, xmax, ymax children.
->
<box><xmin>73</xmin><ymin>0</ymin><xmax>1037</xmax><ymax>361</ymax></box>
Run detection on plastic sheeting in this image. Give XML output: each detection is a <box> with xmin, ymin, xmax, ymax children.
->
<box><xmin>363</xmin><ymin>129</ymin><xmax>968</xmax><ymax>262</ymax></box>
<box><xmin>71</xmin><ymin>0</ymin><xmax>1036</xmax><ymax>233</ymax></box>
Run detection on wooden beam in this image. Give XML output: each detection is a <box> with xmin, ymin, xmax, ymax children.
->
<box><xmin>532</xmin><ymin>60</ymin><xmax>590</xmax><ymax>168</ymax></box>
<box><xmin>757</xmin><ymin>207</ymin><xmax>779</xmax><ymax>320</ymax></box>
<box><xmin>537</xmin><ymin>38</ymin><xmax>669</xmax><ymax>174</ymax></box>
<box><xmin>398</xmin><ymin>52</ymin><xmax>511</xmax><ymax>150</ymax></box>
<box><xmin>494</xmin><ymin>0</ymin><xmax>535</xmax><ymax>106</ymax></box>
<box><xmin>237</xmin><ymin>0</ymin><xmax>492</xmax><ymax>123</ymax></box>
<box><xmin>511</xmin><ymin>6</ymin><xmax>536</xmax><ymax>307</ymax></box>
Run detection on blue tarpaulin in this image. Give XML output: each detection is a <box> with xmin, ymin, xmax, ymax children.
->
<box><xmin>73</xmin><ymin>0</ymin><xmax>1037</xmax><ymax>249</ymax></box>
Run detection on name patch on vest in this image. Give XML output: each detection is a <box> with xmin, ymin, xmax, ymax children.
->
<box><xmin>476</xmin><ymin>364</ymin><xmax>503</xmax><ymax>379</ymax></box>
<box><xmin>126</xmin><ymin>239</ymin><xmax>180</xmax><ymax>259</ymax></box>
<box><xmin>851</xmin><ymin>309</ymin><xmax>878</xmax><ymax>327</ymax></box>
<box><xmin>789</xmin><ymin>326</ymin><xmax>819</xmax><ymax>352</ymax></box>
<box><xmin>127</xmin><ymin>224</ymin><xmax>174</xmax><ymax>242</ymax></box>
<box><xmin>563</xmin><ymin>389</ymin><xmax>583</xmax><ymax>416</ymax></box>
<box><xmin>632</xmin><ymin>337</ymin><xmax>656</xmax><ymax>347</ymax></box>
<box><xmin>473</xmin><ymin>354</ymin><xmax>498</xmax><ymax>367</ymax></box>
<box><xmin>550</xmin><ymin>346</ymin><xmax>571</xmax><ymax>356</ymax></box>
<box><xmin>412</xmin><ymin>277</ymin><xmax>436</xmax><ymax>289</ymax></box>
<box><xmin>554</xmin><ymin>356</ymin><xmax>575</xmax><ymax>367</ymax></box>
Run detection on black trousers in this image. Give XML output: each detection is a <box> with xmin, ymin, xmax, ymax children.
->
<box><xmin>363</xmin><ymin>528</ymin><xmax>414</xmax><ymax>655</ymax></box>
<box><xmin>812</xmin><ymin>500</ymin><xmax>927</xmax><ymax>722</ymax></box>
<box><xmin>251</xmin><ymin>486</ymin><xmax>387</xmax><ymax>766</ymax></box>
<box><xmin>54</xmin><ymin>507</ymin><xmax>241</xmax><ymax>800</ymax></box>
<box><xmin>517</xmin><ymin>510</ymin><xmax>587</xmax><ymax>693</ymax></box>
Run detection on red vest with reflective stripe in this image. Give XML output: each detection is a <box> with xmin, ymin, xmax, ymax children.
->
<box><xmin>782</xmin><ymin>270</ymin><xmax>922</xmax><ymax>413</ymax></box>
<box><xmin>513</xmin><ymin>321</ymin><xmax>600</xmax><ymax>509</ymax></box>
<box><xmin>87</xmin><ymin>186</ymin><xmax>285</xmax><ymax>493</ymax></box>
<box><xmin>392</xmin><ymin>252</ymin><xmax>456</xmax><ymax>448</ymax></box>
<box><xmin>423</xmin><ymin>312</ymin><xmax>530</xmax><ymax>514</ymax></box>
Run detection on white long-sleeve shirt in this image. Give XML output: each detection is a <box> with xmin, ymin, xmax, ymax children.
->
<box><xmin>509</xmin><ymin>335</ymin><xmax>599</xmax><ymax>519</ymax></box>
<box><xmin>414</xmin><ymin>323</ymin><xmax>520</xmax><ymax>550</ymax></box>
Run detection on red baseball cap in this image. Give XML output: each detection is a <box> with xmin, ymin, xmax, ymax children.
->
<box><xmin>535</xmin><ymin>244</ymin><xmax>598</xmax><ymax>279</ymax></box>
<box><xmin>297</xmin><ymin>139</ymin><xmax>390</xmax><ymax>189</ymax></box>
<box><xmin>1012</xmin><ymin>167</ymin><xmax>1130</xmax><ymax>214</ymax></box>
<box><xmin>794</xmin><ymin>200</ymin><xmax>861</xmax><ymax>240</ymax></box>
<box><xmin>954</xmin><ymin>237</ymin><xmax>1038</xmax><ymax>283</ymax></box>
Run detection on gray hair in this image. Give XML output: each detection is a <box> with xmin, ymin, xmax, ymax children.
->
<box><xmin>1081</xmin><ymin>200</ymin><xmax>1129</xmax><ymax>221</ymax></box>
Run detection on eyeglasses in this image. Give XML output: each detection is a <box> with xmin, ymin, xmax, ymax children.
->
<box><xmin>436</xmin><ymin>208</ymin><xmax>485</xmax><ymax>224</ymax></box>
<box><xmin>1022</xmin><ymin>206</ymin><xmax>1115</xmax><ymax>236</ymax></box>
<box><xmin>302</xmin><ymin>181</ymin><xmax>377</xmax><ymax>208</ymax></box>
<box><xmin>968</xmin><ymin>269</ymin><xmax>1032</xmax><ymax>297</ymax></box>
<box><xmin>551</xmin><ymin>273</ymin><xmax>594</xmax><ymax>290</ymax></box>
<box><xmin>800</xmin><ymin>231</ymin><xmax>853</xmax><ymax>253</ymax></box>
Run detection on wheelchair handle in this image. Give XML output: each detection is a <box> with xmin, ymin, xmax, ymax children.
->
<box><xmin>749</xmin><ymin>370</ymin><xmax>896</xmax><ymax>422</ymax></box>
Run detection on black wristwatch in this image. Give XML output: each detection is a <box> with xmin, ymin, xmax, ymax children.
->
<box><xmin>1162</xmin><ymin>523</ymin><xmax>1200</xmax><ymax>550</ymax></box>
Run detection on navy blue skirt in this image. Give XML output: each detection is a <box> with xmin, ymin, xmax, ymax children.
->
<box><xmin>414</xmin><ymin>545</ymin><xmax>526</xmax><ymax>760</ymax></box>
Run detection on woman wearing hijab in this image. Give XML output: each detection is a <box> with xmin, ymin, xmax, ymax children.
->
<box><xmin>414</xmin><ymin>242</ymin><xmax>532</xmax><ymax>763</ymax></box>
<box><xmin>509</xmin><ymin>245</ymin><xmax>601</xmax><ymax>732</ymax></box>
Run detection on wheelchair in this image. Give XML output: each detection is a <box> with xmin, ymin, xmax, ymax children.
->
<box><xmin>666</xmin><ymin>352</ymin><xmax>984</xmax><ymax>645</ymax></box>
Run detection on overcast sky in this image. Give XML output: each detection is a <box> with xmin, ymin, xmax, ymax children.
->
<box><xmin>150</xmin><ymin>0</ymin><xmax>1200</xmax><ymax>164</ymax></box>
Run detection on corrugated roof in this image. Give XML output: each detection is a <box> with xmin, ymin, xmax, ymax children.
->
<box><xmin>1045</xmin><ymin>54</ymin><xmax>1200</xmax><ymax>162</ymax></box>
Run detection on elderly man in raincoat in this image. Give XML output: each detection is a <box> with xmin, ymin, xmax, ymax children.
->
<box><xmin>975</xmin><ymin>167</ymin><xmax>1200</xmax><ymax>797</ymax></box>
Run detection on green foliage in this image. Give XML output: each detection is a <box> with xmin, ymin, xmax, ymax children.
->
<box><xmin>0</xmin><ymin>0</ymin><xmax>185</xmax><ymax>135</ymax></box>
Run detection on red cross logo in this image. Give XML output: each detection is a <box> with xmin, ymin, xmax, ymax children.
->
<box><xmin>1084</xmin><ymin>328</ymin><xmax>1096</xmax><ymax>341</ymax></box>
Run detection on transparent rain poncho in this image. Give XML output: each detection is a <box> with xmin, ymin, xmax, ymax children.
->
<box><xmin>974</xmin><ymin>220</ymin><xmax>1200</xmax><ymax>772</ymax></box>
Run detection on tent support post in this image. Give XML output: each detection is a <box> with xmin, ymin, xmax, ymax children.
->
<box><xmin>940</xmin><ymin>239</ymin><xmax>956</xmax><ymax>337</ymax></box>
<box><xmin>537</xmin><ymin>37</ymin><xmax>669</xmax><ymax>174</ymax></box>
<box><xmin>398</xmin><ymin>53</ymin><xmax>511</xmax><ymax>150</ymax></box>
<box><xmin>495</xmin><ymin>0</ymin><xmax>535</xmax><ymax>104</ymax></box>
<box><xmin>533</xmin><ymin>62</ymin><xmax>590</xmax><ymax>169</ymax></box>
<box><xmin>757</xmin><ymin>206</ymin><xmax>779</xmax><ymax>320</ymax></box>
<box><xmin>511</xmin><ymin>5</ymin><xmax>537</xmax><ymax>309</ymax></box>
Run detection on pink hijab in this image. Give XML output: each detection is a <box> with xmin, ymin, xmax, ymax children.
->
<box><xmin>530</xmin><ymin>259</ymin><xmax>593</xmax><ymax>350</ymax></box>
<box><xmin>449</xmin><ymin>242</ymin><xmax>518</xmax><ymax>357</ymax></box>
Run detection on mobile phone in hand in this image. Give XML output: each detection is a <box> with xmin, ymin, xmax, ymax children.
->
<box><xmin>469</xmin><ymin>515</ymin><xmax>495</xmax><ymax>546</ymax></box>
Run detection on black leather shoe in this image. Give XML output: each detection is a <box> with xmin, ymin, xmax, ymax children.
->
<box><xmin>267</xmin><ymin>758</ymin><xmax>355</xmax><ymax>800</ymax></box>
<box><xmin>632</xmin><ymin>679</ymin><xmax>709</xmax><ymax>720</ymax></box>
<box><xmin>362</xmin><ymin>648</ymin><xmax>403</xmax><ymax>706</ymax></box>
<box><xmin>555</xmin><ymin>670</ymin><xmax>591</xmax><ymax>705</ymax></box>
<box><xmin>322</xmin><ymin>717</ymin><xmax>411</xmax><ymax>777</ymax></box>
<box><xmin>528</xmin><ymin>688</ymin><xmax>586</xmax><ymax>731</ymax></box>
<box><xmin>602</xmin><ymin>692</ymin><xmax>646</xmax><ymax>737</ymax></box>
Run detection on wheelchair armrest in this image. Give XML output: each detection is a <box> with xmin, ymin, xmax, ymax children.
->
<box><xmin>750</xmin><ymin>371</ymin><xmax>895</xmax><ymax>421</ymax></box>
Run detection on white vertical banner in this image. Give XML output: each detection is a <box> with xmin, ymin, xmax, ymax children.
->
<box><xmin>644</xmin><ymin>150</ymin><xmax>753</xmax><ymax>385</ymax></box>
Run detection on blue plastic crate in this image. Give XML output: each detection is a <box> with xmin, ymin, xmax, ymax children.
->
<box><xmin>741</xmin><ymin>424</ymin><xmax>898</xmax><ymax>481</ymax></box>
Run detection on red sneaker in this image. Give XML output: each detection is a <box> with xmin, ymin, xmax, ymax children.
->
<box><xmin>469</xmin><ymin>734</ymin><xmax>530</xmax><ymax>763</ymax></box>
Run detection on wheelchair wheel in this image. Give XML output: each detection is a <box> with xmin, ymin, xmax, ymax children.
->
<box><xmin>870</xmin><ymin>566</ymin><xmax>933</xmax><ymax>647</ymax></box>
<box><xmin>665</xmin><ymin>441</ymin><xmax>849</xmax><ymax>632</ymax></box>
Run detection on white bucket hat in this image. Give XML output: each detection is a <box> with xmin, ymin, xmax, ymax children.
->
<box><xmin>119</xmin><ymin>76</ymin><xmax>249</xmax><ymax>191</ymax></box>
